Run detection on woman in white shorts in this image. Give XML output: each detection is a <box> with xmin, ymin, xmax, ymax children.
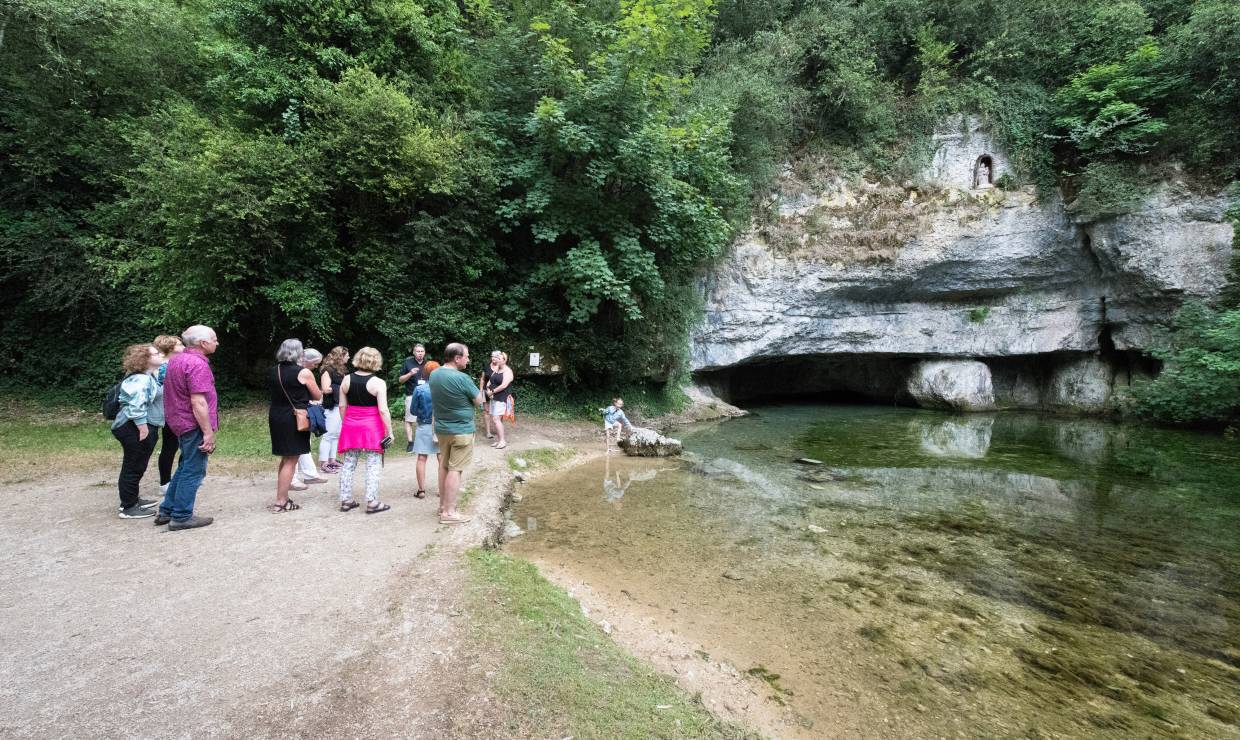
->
<box><xmin>410</xmin><ymin>361</ymin><xmax>440</xmax><ymax>498</ymax></box>
<box><xmin>482</xmin><ymin>351</ymin><xmax>514</xmax><ymax>450</ymax></box>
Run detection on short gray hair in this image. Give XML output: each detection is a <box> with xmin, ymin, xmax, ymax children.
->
<box><xmin>182</xmin><ymin>325</ymin><xmax>215</xmax><ymax>347</ymax></box>
<box><xmin>301</xmin><ymin>348</ymin><xmax>323</xmax><ymax>365</ymax></box>
<box><xmin>276</xmin><ymin>338</ymin><xmax>304</xmax><ymax>363</ymax></box>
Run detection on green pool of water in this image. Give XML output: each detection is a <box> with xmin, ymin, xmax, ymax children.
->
<box><xmin>510</xmin><ymin>406</ymin><xmax>1240</xmax><ymax>737</ymax></box>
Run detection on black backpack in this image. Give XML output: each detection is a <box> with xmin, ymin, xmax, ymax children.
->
<box><xmin>102</xmin><ymin>373</ymin><xmax>139</xmax><ymax>420</ymax></box>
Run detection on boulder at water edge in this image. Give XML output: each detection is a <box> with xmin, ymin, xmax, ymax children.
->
<box><xmin>619</xmin><ymin>427</ymin><xmax>683</xmax><ymax>457</ymax></box>
<box><xmin>907</xmin><ymin>360</ymin><xmax>996</xmax><ymax>412</ymax></box>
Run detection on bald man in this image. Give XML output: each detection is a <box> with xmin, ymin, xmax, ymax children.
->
<box><xmin>157</xmin><ymin>325</ymin><xmax>219</xmax><ymax>530</ymax></box>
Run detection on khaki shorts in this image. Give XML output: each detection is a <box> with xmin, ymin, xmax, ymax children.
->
<box><xmin>403</xmin><ymin>395</ymin><xmax>416</xmax><ymax>423</ymax></box>
<box><xmin>438</xmin><ymin>433</ymin><xmax>474</xmax><ymax>471</ymax></box>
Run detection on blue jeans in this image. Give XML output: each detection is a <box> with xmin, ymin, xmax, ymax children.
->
<box><xmin>161</xmin><ymin>428</ymin><xmax>210</xmax><ymax>521</ymax></box>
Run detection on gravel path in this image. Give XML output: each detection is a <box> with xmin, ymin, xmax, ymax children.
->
<box><xmin>0</xmin><ymin>422</ymin><xmax>593</xmax><ymax>739</ymax></box>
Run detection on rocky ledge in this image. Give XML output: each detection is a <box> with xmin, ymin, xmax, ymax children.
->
<box><xmin>691</xmin><ymin>117</ymin><xmax>1234</xmax><ymax>413</ymax></box>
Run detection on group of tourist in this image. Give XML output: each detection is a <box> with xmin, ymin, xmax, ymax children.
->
<box><xmin>107</xmin><ymin>325</ymin><xmax>511</xmax><ymax>529</ymax></box>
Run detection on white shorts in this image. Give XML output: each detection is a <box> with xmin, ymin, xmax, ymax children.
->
<box><xmin>490</xmin><ymin>400</ymin><xmax>507</xmax><ymax>417</ymax></box>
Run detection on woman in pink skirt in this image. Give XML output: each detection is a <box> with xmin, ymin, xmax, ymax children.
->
<box><xmin>336</xmin><ymin>346</ymin><xmax>394</xmax><ymax>514</ymax></box>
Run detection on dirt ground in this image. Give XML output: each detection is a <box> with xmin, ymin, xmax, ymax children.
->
<box><xmin>0</xmin><ymin>419</ymin><xmax>597</xmax><ymax>739</ymax></box>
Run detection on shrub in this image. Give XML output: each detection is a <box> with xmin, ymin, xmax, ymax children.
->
<box><xmin>1132</xmin><ymin>304</ymin><xmax>1240</xmax><ymax>426</ymax></box>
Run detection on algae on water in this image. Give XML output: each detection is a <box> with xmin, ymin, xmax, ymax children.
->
<box><xmin>510</xmin><ymin>405</ymin><xmax>1240</xmax><ymax>738</ymax></box>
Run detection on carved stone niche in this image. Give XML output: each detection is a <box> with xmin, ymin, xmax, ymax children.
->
<box><xmin>973</xmin><ymin>154</ymin><xmax>994</xmax><ymax>189</ymax></box>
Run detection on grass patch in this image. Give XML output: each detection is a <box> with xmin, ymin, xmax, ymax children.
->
<box><xmin>465</xmin><ymin>550</ymin><xmax>752</xmax><ymax>739</ymax></box>
<box><xmin>508</xmin><ymin>446</ymin><xmax>577</xmax><ymax>471</ymax></box>
<box><xmin>857</xmin><ymin>624</ymin><xmax>890</xmax><ymax>643</ymax></box>
<box><xmin>0</xmin><ymin>399</ymin><xmax>276</xmax><ymax>483</ymax></box>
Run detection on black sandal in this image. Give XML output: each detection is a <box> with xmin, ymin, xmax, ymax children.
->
<box><xmin>340</xmin><ymin>500</ymin><xmax>360</xmax><ymax>512</ymax></box>
<box><xmin>269</xmin><ymin>499</ymin><xmax>300</xmax><ymax>513</ymax></box>
<box><xmin>365</xmin><ymin>503</ymin><xmax>391</xmax><ymax>515</ymax></box>
<box><xmin>414</xmin><ymin>490</ymin><xmax>426</xmax><ymax>499</ymax></box>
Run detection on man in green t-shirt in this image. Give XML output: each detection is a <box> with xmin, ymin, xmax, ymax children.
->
<box><xmin>428</xmin><ymin>342</ymin><xmax>484</xmax><ymax>524</ymax></box>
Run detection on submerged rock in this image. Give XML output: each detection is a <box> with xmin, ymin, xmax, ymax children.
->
<box><xmin>619</xmin><ymin>427</ymin><xmax>683</xmax><ymax>457</ymax></box>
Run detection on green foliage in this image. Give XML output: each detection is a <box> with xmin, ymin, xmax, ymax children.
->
<box><xmin>3</xmin><ymin>0</ymin><xmax>1240</xmax><ymax>410</ymax></box>
<box><xmin>967</xmin><ymin>307</ymin><xmax>990</xmax><ymax>324</ymax></box>
<box><xmin>1053</xmin><ymin>44</ymin><xmax>1171</xmax><ymax>157</ymax></box>
<box><xmin>480</xmin><ymin>0</ymin><xmax>745</xmax><ymax>381</ymax></box>
<box><xmin>1132</xmin><ymin>304</ymin><xmax>1240</xmax><ymax>426</ymax></box>
<box><xmin>516</xmin><ymin>376</ymin><xmax>689</xmax><ymax>420</ymax></box>
<box><xmin>914</xmin><ymin>25</ymin><xmax>957</xmax><ymax>103</ymax></box>
<box><xmin>1160</xmin><ymin>0</ymin><xmax>1240</xmax><ymax>178</ymax></box>
<box><xmin>798</xmin><ymin>6</ymin><xmax>905</xmax><ymax>167</ymax></box>
<box><xmin>1066</xmin><ymin>161</ymin><xmax>1153</xmax><ymax>221</ymax></box>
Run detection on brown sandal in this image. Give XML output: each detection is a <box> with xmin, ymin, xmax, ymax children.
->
<box><xmin>414</xmin><ymin>490</ymin><xmax>426</xmax><ymax>499</ymax></box>
<box><xmin>269</xmin><ymin>499</ymin><xmax>300</xmax><ymax>513</ymax></box>
<box><xmin>340</xmin><ymin>500</ymin><xmax>360</xmax><ymax>512</ymax></box>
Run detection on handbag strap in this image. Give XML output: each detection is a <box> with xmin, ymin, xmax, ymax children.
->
<box><xmin>277</xmin><ymin>364</ymin><xmax>301</xmax><ymax>410</ymax></box>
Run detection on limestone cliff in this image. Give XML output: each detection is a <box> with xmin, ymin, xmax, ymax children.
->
<box><xmin>691</xmin><ymin>117</ymin><xmax>1235</xmax><ymax>412</ymax></box>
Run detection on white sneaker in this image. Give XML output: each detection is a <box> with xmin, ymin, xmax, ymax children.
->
<box><xmin>159</xmin><ymin>483</ymin><xmax>169</xmax><ymax>496</ymax></box>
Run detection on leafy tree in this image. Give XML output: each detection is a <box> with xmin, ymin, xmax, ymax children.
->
<box><xmin>0</xmin><ymin>0</ymin><xmax>202</xmax><ymax>397</ymax></box>
<box><xmin>1161</xmin><ymin>0</ymin><xmax>1240</xmax><ymax>177</ymax></box>
<box><xmin>479</xmin><ymin>0</ymin><xmax>743</xmax><ymax>380</ymax></box>
<box><xmin>1053</xmin><ymin>43</ymin><xmax>1171</xmax><ymax>157</ymax></box>
<box><xmin>3</xmin><ymin>0</ymin><xmax>1240</xmax><ymax>414</ymax></box>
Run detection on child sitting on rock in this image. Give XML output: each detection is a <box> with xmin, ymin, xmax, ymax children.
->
<box><xmin>602</xmin><ymin>397</ymin><xmax>633</xmax><ymax>444</ymax></box>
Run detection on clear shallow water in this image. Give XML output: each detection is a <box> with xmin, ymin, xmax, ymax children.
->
<box><xmin>510</xmin><ymin>405</ymin><xmax>1240</xmax><ymax>738</ymax></box>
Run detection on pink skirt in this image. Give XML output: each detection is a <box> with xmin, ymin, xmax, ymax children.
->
<box><xmin>338</xmin><ymin>406</ymin><xmax>385</xmax><ymax>452</ymax></box>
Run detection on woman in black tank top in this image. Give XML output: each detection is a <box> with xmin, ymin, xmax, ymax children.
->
<box><xmin>318</xmin><ymin>346</ymin><xmax>350</xmax><ymax>473</ymax></box>
<box><xmin>484</xmin><ymin>351</ymin><xmax>514</xmax><ymax>449</ymax></box>
<box><xmin>346</xmin><ymin>372</ymin><xmax>380</xmax><ymax>406</ymax></box>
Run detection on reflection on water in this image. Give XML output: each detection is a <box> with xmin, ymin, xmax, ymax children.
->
<box><xmin>601</xmin><ymin>453</ymin><xmax>667</xmax><ymax>503</ymax></box>
<box><xmin>510</xmin><ymin>406</ymin><xmax>1240</xmax><ymax>738</ymax></box>
<box><xmin>915</xmin><ymin>416</ymin><xmax>992</xmax><ymax>459</ymax></box>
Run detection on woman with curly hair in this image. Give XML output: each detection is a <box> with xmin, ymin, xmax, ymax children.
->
<box><xmin>318</xmin><ymin>345</ymin><xmax>350</xmax><ymax>473</ymax></box>
<box><xmin>111</xmin><ymin>343</ymin><xmax>166</xmax><ymax>519</ymax></box>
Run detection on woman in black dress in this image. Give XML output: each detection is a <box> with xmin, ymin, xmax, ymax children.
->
<box><xmin>269</xmin><ymin>338</ymin><xmax>322</xmax><ymax>512</ymax></box>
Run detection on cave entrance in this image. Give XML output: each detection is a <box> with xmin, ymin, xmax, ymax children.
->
<box><xmin>973</xmin><ymin>154</ymin><xmax>994</xmax><ymax>189</ymax></box>
<box><xmin>694</xmin><ymin>354</ymin><xmax>918</xmax><ymax>405</ymax></box>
